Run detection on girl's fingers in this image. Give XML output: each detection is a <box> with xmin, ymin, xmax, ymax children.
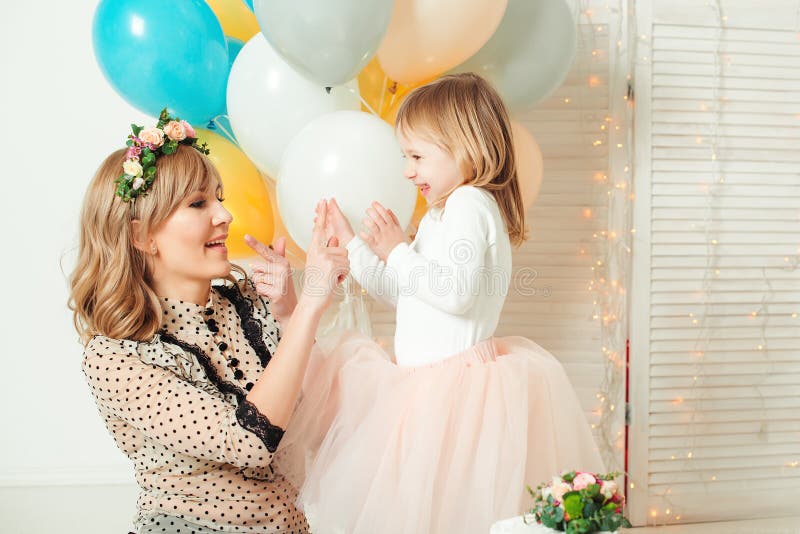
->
<box><xmin>371</xmin><ymin>202</ymin><xmax>393</xmax><ymax>225</ymax></box>
<box><xmin>362</xmin><ymin>217</ymin><xmax>380</xmax><ymax>233</ymax></box>
<box><xmin>387</xmin><ymin>209</ymin><xmax>400</xmax><ymax>226</ymax></box>
<box><xmin>365</xmin><ymin>207</ymin><xmax>387</xmax><ymax>227</ymax></box>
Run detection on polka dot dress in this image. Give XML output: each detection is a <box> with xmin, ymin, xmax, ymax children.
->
<box><xmin>83</xmin><ymin>280</ymin><xmax>309</xmax><ymax>533</ymax></box>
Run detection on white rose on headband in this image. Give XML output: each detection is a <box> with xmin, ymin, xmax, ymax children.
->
<box><xmin>164</xmin><ymin>121</ymin><xmax>187</xmax><ymax>142</ymax></box>
<box><xmin>132</xmin><ymin>177</ymin><xmax>145</xmax><ymax>191</ymax></box>
<box><xmin>139</xmin><ymin>127</ymin><xmax>165</xmax><ymax>147</ymax></box>
<box><xmin>123</xmin><ymin>159</ymin><xmax>143</xmax><ymax>177</ymax></box>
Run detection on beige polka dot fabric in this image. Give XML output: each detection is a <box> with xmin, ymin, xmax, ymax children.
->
<box><xmin>83</xmin><ymin>280</ymin><xmax>308</xmax><ymax>533</ymax></box>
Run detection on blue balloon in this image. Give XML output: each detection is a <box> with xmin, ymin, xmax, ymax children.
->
<box><xmin>225</xmin><ymin>36</ymin><xmax>245</xmax><ymax>71</ymax></box>
<box><xmin>93</xmin><ymin>0</ymin><xmax>228</xmax><ymax>125</ymax></box>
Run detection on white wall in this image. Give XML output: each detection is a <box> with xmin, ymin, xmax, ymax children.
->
<box><xmin>0</xmin><ymin>0</ymin><xmax>145</xmax><ymax>523</ymax></box>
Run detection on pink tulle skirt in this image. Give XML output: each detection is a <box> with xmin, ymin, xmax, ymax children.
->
<box><xmin>275</xmin><ymin>332</ymin><xmax>605</xmax><ymax>534</ymax></box>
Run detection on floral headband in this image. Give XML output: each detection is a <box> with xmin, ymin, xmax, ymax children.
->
<box><xmin>116</xmin><ymin>108</ymin><xmax>210</xmax><ymax>202</ymax></box>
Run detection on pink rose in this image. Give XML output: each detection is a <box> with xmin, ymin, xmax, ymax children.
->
<box><xmin>572</xmin><ymin>472</ymin><xmax>597</xmax><ymax>491</ymax></box>
<box><xmin>164</xmin><ymin>120</ymin><xmax>187</xmax><ymax>141</ymax></box>
<box><xmin>139</xmin><ymin>127</ymin><xmax>165</xmax><ymax>147</ymax></box>
<box><xmin>180</xmin><ymin>120</ymin><xmax>196</xmax><ymax>138</ymax></box>
<box><xmin>551</xmin><ymin>482</ymin><xmax>572</xmax><ymax>502</ymax></box>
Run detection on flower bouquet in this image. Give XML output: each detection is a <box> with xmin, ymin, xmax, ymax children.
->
<box><xmin>526</xmin><ymin>471</ymin><xmax>631</xmax><ymax>534</ymax></box>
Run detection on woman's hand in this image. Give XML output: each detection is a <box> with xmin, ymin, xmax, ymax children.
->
<box><xmin>246</xmin><ymin>235</ymin><xmax>297</xmax><ymax>325</ymax></box>
<box><xmin>360</xmin><ymin>201</ymin><xmax>407</xmax><ymax>262</ymax></box>
<box><xmin>299</xmin><ymin>200</ymin><xmax>350</xmax><ymax>314</ymax></box>
<box><xmin>325</xmin><ymin>198</ymin><xmax>355</xmax><ymax>246</ymax></box>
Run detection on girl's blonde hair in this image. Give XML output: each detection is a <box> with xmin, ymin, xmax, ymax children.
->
<box><xmin>69</xmin><ymin>145</ymin><xmax>243</xmax><ymax>344</ymax></box>
<box><xmin>395</xmin><ymin>72</ymin><xmax>527</xmax><ymax>246</ymax></box>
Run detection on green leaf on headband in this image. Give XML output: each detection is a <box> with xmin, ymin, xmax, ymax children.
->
<box><xmin>131</xmin><ymin>124</ymin><xmax>142</xmax><ymax>137</ymax></box>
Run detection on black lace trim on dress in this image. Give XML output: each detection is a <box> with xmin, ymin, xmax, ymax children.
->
<box><xmin>158</xmin><ymin>332</ymin><xmax>244</xmax><ymax>402</ymax></box>
<box><xmin>235</xmin><ymin>399</ymin><xmax>285</xmax><ymax>452</ymax></box>
<box><xmin>214</xmin><ymin>283</ymin><xmax>273</xmax><ymax>368</ymax></box>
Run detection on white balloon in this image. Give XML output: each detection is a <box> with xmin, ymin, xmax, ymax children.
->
<box><xmin>277</xmin><ymin>111</ymin><xmax>416</xmax><ymax>251</ymax></box>
<box><xmin>227</xmin><ymin>33</ymin><xmax>361</xmax><ymax>178</ymax></box>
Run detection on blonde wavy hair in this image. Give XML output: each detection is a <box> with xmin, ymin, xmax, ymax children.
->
<box><xmin>69</xmin><ymin>145</ymin><xmax>243</xmax><ymax>344</ymax></box>
<box><xmin>395</xmin><ymin>72</ymin><xmax>527</xmax><ymax>246</ymax></box>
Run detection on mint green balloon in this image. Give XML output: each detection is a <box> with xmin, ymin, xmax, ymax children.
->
<box><xmin>450</xmin><ymin>0</ymin><xmax>576</xmax><ymax>112</ymax></box>
<box><xmin>253</xmin><ymin>0</ymin><xmax>393</xmax><ymax>87</ymax></box>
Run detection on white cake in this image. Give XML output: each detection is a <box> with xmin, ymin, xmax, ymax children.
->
<box><xmin>489</xmin><ymin>516</ymin><xmax>617</xmax><ymax>534</ymax></box>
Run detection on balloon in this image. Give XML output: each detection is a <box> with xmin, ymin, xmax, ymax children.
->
<box><xmin>264</xmin><ymin>177</ymin><xmax>307</xmax><ymax>268</ymax></box>
<box><xmin>225</xmin><ymin>36</ymin><xmax>245</xmax><ymax>70</ymax></box>
<box><xmin>450</xmin><ymin>0</ymin><xmax>577</xmax><ymax>112</ymax></box>
<box><xmin>227</xmin><ymin>34</ymin><xmax>361</xmax><ymax>177</ymax></box>
<box><xmin>410</xmin><ymin>190</ymin><xmax>428</xmax><ymax>228</ymax></box>
<box><xmin>205</xmin><ymin>0</ymin><xmax>260</xmax><ymax>42</ymax></box>
<box><xmin>93</xmin><ymin>0</ymin><xmax>228</xmax><ymax>125</ymax></box>
<box><xmin>253</xmin><ymin>0</ymin><xmax>393</xmax><ymax>87</ymax></box>
<box><xmin>377</xmin><ymin>0</ymin><xmax>508</xmax><ymax>84</ymax></box>
<box><xmin>277</xmin><ymin>111</ymin><xmax>416</xmax><ymax>251</ymax></box>
<box><xmin>242</xmin><ymin>0</ymin><xmax>253</xmax><ymax>11</ymax></box>
<box><xmin>195</xmin><ymin>128</ymin><xmax>274</xmax><ymax>259</ymax></box>
<box><xmin>511</xmin><ymin>122</ymin><xmax>544</xmax><ymax>210</ymax></box>
<box><xmin>357</xmin><ymin>58</ymin><xmax>428</xmax><ymax>124</ymax></box>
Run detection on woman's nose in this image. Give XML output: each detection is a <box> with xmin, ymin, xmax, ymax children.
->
<box><xmin>214</xmin><ymin>204</ymin><xmax>233</xmax><ymax>226</ymax></box>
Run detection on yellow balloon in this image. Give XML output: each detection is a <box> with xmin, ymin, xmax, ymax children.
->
<box><xmin>357</xmin><ymin>58</ymin><xmax>430</xmax><ymax>125</ymax></box>
<box><xmin>205</xmin><ymin>0</ymin><xmax>260</xmax><ymax>42</ymax></box>
<box><xmin>410</xmin><ymin>190</ymin><xmax>428</xmax><ymax>228</ymax></box>
<box><xmin>263</xmin><ymin>177</ymin><xmax>307</xmax><ymax>267</ymax></box>
<box><xmin>195</xmin><ymin>128</ymin><xmax>274</xmax><ymax>259</ymax></box>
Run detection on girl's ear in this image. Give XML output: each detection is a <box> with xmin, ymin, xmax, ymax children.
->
<box><xmin>130</xmin><ymin>219</ymin><xmax>154</xmax><ymax>254</ymax></box>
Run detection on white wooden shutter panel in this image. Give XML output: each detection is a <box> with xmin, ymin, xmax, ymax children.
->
<box><xmin>629</xmin><ymin>0</ymin><xmax>800</xmax><ymax>525</ymax></box>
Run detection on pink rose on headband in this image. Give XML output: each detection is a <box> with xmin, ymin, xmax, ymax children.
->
<box><xmin>139</xmin><ymin>127</ymin><xmax>165</xmax><ymax>147</ymax></box>
<box><xmin>180</xmin><ymin>120</ymin><xmax>196</xmax><ymax>139</ymax></box>
<box><xmin>572</xmin><ymin>472</ymin><xmax>597</xmax><ymax>490</ymax></box>
<box><xmin>164</xmin><ymin>120</ymin><xmax>187</xmax><ymax>142</ymax></box>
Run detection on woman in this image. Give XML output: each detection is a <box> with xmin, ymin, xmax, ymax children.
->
<box><xmin>70</xmin><ymin>113</ymin><xmax>347</xmax><ymax>533</ymax></box>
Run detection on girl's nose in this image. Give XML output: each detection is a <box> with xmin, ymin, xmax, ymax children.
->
<box><xmin>404</xmin><ymin>160</ymin><xmax>416</xmax><ymax>179</ymax></box>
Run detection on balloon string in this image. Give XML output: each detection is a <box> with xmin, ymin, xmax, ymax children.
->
<box><xmin>209</xmin><ymin>114</ymin><xmax>238</xmax><ymax>144</ymax></box>
<box><xmin>378</xmin><ymin>74</ymin><xmax>389</xmax><ymax>117</ymax></box>
<box><xmin>346</xmin><ymin>85</ymin><xmax>379</xmax><ymax>117</ymax></box>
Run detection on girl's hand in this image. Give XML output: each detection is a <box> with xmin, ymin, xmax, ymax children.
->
<box><xmin>325</xmin><ymin>198</ymin><xmax>355</xmax><ymax>246</ymax></box>
<box><xmin>246</xmin><ymin>235</ymin><xmax>297</xmax><ymax>325</ymax></box>
<box><xmin>360</xmin><ymin>201</ymin><xmax>407</xmax><ymax>262</ymax></box>
<box><xmin>299</xmin><ymin>200</ymin><xmax>350</xmax><ymax>313</ymax></box>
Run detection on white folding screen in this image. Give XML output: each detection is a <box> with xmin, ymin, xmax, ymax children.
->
<box><xmin>629</xmin><ymin>0</ymin><xmax>800</xmax><ymax>526</ymax></box>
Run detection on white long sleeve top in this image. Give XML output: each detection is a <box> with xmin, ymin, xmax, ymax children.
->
<box><xmin>345</xmin><ymin>185</ymin><xmax>513</xmax><ymax>366</ymax></box>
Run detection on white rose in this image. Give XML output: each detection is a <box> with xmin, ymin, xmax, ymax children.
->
<box><xmin>132</xmin><ymin>177</ymin><xmax>145</xmax><ymax>190</ymax></box>
<box><xmin>601</xmin><ymin>480</ymin><xmax>618</xmax><ymax>500</ymax></box>
<box><xmin>139</xmin><ymin>127</ymin><xmax>165</xmax><ymax>147</ymax></box>
<box><xmin>123</xmin><ymin>159</ymin><xmax>143</xmax><ymax>177</ymax></box>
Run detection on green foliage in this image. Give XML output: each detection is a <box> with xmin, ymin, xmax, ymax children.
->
<box><xmin>529</xmin><ymin>471</ymin><xmax>630</xmax><ymax>533</ymax></box>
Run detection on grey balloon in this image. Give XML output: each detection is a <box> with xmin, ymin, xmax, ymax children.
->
<box><xmin>253</xmin><ymin>0</ymin><xmax>394</xmax><ymax>87</ymax></box>
<box><xmin>450</xmin><ymin>0</ymin><xmax>577</xmax><ymax>113</ymax></box>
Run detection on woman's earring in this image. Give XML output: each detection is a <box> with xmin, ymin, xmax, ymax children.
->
<box><xmin>151</xmin><ymin>245</ymin><xmax>157</xmax><ymax>255</ymax></box>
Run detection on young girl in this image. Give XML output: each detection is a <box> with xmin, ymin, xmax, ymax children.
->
<box><xmin>281</xmin><ymin>73</ymin><xmax>605</xmax><ymax>534</ymax></box>
<box><xmin>70</xmin><ymin>112</ymin><xmax>348</xmax><ymax>533</ymax></box>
